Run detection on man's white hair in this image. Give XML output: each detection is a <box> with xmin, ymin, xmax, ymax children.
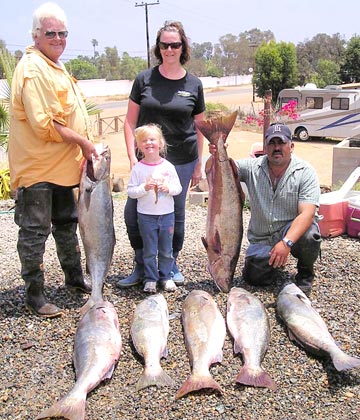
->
<box><xmin>31</xmin><ymin>2</ymin><xmax>67</xmax><ymax>38</ymax></box>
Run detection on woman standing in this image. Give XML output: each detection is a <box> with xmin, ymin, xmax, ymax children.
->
<box><xmin>117</xmin><ymin>21</ymin><xmax>205</xmax><ymax>289</ymax></box>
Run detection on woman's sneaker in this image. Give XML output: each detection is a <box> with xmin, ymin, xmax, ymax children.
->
<box><xmin>143</xmin><ymin>281</ymin><xmax>157</xmax><ymax>293</ymax></box>
<box><xmin>160</xmin><ymin>279</ymin><xmax>177</xmax><ymax>292</ymax></box>
<box><xmin>171</xmin><ymin>262</ymin><xmax>184</xmax><ymax>285</ymax></box>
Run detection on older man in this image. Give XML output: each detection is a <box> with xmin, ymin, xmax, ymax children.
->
<box><xmin>9</xmin><ymin>2</ymin><xmax>97</xmax><ymax>317</ymax></box>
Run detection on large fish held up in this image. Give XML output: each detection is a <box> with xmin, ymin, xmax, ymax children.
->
<box><xmin>35</xmin><ymin>300</ymin><xmax>122</xmax><ymax>420</ymax></box>
<box><xmin>176</xmin><ymin>290</ymin><xmax>226</xmax><ymax>399</ymax></box>
<box><xmin>277</xmin><ymin>283</ymin><xmax>360</xmax><ymax>371</ymax></box>
<box><xmin>195</xmin><ymin>112</ymin><xmax>244</xmax><ymax>293</ymax></box>
<box><xmin>226</xmin><ymin>287</ymin><xmax>276</xmax><ymax>390</ymax></box>
<box><xmin>131</xmin><ymin>294</ymin><xmax>174</xmax><ymax>391</ymax></box>
<box><xmin>78</xmin><ymin>144</ymin><xmax>116</xmax><ymax>314</ymax></box>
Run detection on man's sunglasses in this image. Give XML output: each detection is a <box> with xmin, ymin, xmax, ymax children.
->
<box><xmin>159</xmin><ymin>42</ymin><xmax>182</xmax><ymax>50</ymax></box>
<box><xmin>44</xmin><ymin>30</ymin><xmax>69</xmax><ymax>39</ymax></box>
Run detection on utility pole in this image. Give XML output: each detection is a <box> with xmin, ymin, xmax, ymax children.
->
<box><xmin>135</xmin><ymin>1</ymin><xmax>160</xmax><ymax>68</ymax></box>
<box><xmin>263</xmin><ymin>90</ymin><xmax>272</xmax><ymax>150</ymax></box>
<box><xmin>249</xmin><ymin>43</ymin><xmax>259</xmax><ymax>102</ymax></box>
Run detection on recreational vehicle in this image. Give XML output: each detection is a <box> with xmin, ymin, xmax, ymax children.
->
<box><xmin>276</xmin><ymin>85</ymin><xmax>360</xmax><ymax>141</ymax></box>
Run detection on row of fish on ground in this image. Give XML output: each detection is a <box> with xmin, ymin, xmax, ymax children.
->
<box><xmin>35</xmin><ymin>283</ymin><xmax>360</xmax><ymax>420</ymax></box>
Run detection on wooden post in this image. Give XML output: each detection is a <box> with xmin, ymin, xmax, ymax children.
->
<box><xmin>263</xmin><ymin>89</ymin><xmax>272</xmax><ymax>150</ymax></box>
<box><xmin>98</xmin><ymin>115</ymin><xmax>103</xmax><ymax>136</ymax></box>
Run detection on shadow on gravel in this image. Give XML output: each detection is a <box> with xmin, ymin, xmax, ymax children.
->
<box><xmin>0</xmin><ymin>283</ymin><xmax>88</xmax><ymax>320</ymax></box>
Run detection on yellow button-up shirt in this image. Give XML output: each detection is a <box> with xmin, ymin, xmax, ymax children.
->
<box><xmin>9</xmin><ymin>46</ymin><xmax>93</xmax><ymax>189</ymax></box>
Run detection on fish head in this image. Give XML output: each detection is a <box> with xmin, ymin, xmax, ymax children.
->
<box><xmin>145</xmin><ymin>293</ymin><xmax>169</xmax><ymax>315</ymax></box>
<box><xmin>208</xmin><ymin>255</ymin><xmax>234</xmax><ymax>293</ymax></box>
<box><xmin>85</xmin><ymin>144</ymin><xmax>111</xmax><ymax>182</ymax></box>
<box><xmin>279</xmin><ymin>283</ymin><xmax>312</xmax><ymax>306</ymax></box>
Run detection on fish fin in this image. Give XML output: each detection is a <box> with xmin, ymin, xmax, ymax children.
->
<box><xmin>80</xmin><ymin>288</ymin><xmax>105</xmax><ymax>317</ymax></box>
<box><xmin>35</xmin><ymin>394</ymin><xmax>86</xmax><ymax>420</ymax></box>
<box><xmin>235</xmin><ymin>366</ymin><xmax>277</xmax><ymax>391</ymax></box>
<box><xmin>136</xmin><ymin>367</ymin><xmax>175</xmax><ymax>391</ymax></box>
<box><xmin>195</xmin><ymin>111</ymin><xmax>238</xmax><ymax>143</ymax></box>
<box><xmin>204</xmin><ymin>156</ymin><xmax>214</xmax><ymax>174</ymax></box>
<box><xmin>103</xmin><ymin>364</ymin><xmax>116</xmax><ymax>380</ymax></box>
<box><xmin>161</xmin><ymin>346</ymin><xmax>169</xmax><ymax>359</ymax></box>
<box><xmin>229</xmin><ymin>158</ymin><xmax>246</xmax><ymax>204</ymax></box>
<box><xmin>80</xmin><ymin>295</ymin><xmax>103</xmax><ymax>317</ymax></box>
<box><xmin>80</xmin><ymin>298</ymin><xmax>95</xmax><ymax>317</ymax></box>
<box><xmin>214</xmin><ymin>230</ymin><xmax>222</xmax><ymax>254</ymax></box>
<box><xmin>331</xmin><ymin>352</ymin><xmax>360</xmax><ymax>372</ymax></box>
<box><xmin>175</xmin><ymin>373</ymin><xmax>223</xmax><ymax>400</ymax></box>
<box><xmin>233</xmin><ymin>342</ymin><xmax>242</xmax><ymax>354</ymax></box>
<box><xmin>201</xmin><ymin>236</ymin><xmax>208</xmax><ymax>250</ymax></box>
<box><xmin>212</xmin><ymin>350</ymin><xmax>223</xmax><ymax>364</ymax></box>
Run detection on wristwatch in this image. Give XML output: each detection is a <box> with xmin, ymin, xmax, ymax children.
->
<box><xmin>282</xmin><ymin>237</ymin><xmax>294</xmax><ymax>248</ymax></box>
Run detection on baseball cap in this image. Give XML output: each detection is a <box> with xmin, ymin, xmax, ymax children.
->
<box><xmin>265</xmin><ymin>124</ymin><xmax>292</xmax><ymax>144</ymax></box>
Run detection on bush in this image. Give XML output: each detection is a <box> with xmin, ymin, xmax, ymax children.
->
<box><xmin>205</xmin><ymin>102</ymin><xmax>230</xmax><ymax>119</ymax></box>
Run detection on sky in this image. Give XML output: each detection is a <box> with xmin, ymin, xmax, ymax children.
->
<box><xmin>1</xmin><ymin>0</ymin><xmax>359</xmax><ymax>62</ymax></box>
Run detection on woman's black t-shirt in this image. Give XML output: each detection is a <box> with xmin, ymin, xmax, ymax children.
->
<box><xmin>130</xmin><ymin>65</ymin><xmax>206</xmax><ymax>165</ymax></box>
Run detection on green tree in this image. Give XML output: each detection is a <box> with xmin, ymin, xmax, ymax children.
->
<box><xmin>205</xmin><ymin>61</ymin><xmax>222</xmax><ymax>78</ymax></box>
<box><xmin>0</xmin><ymin>47</ymin><xmax>15</xmax><ymax>148</ymax></box>
<box><xmin>65</xmin><ymin>58</ymin><xmax>98</xmax><ymax>80</ymax></box>
<box><xmin>91</xmin><ymin>38</ymin><xmax>98</xmax><ymax>59</ymax></box>
<box><xmin>310</xmin><ymin>59</ymin><xmax>340</xmax><ymax>87</ymax></box>
<box><xmin>186</xmin><ymin>58</ymin><xmax>207</xmax><ymax>77</ymax></box>
<box><xmin>119</xmin><ymin>52</ymin><xmax>147</xmax><ymax>80</ymax></box>
<box><xmin>216</xmin><ymin>33</ymin><xmax>240</xmax><ymax>75</ymax></box>
<box><xmin>254</xmin><ymin>40</ymin><xmax>298</xmax><ymax>101</ymax></box>
<box><xmin>100</xmin><ymin>47</ymin><xmax>121</xmax><ymax>80</ymax></box>
<box><xmin>297</xmin><ymin>33</ymin><xmax>345</xmax><ymax>85</ymax></box>
<box><xmin>340</xmin><ymin>35</ymin><xmax>360</xmax><ymax>83</ymax></box>
<box><xmin>191</xmin><ymin>42</ymin><xmax>213</xmax><ymax>60</ymax></box>
<box><xmin>0</xmin><ymin>39</ymin><xmax>7</xmax><ymax>78</ymax></box>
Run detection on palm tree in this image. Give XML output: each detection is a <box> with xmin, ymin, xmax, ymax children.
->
<box><xmin>91</xmin><ymin>38</ymin><xmax>98</xmax><ymax>59</ymax></box>
<box><xmin>0</xmin><ymin>48</ymin><xmax>15</xmax><ymax>149</ymax></box>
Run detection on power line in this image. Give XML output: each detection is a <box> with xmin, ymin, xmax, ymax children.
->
<box><xmin>135</xmin><ymin>1</ymin><xmax>160</xmax><ymax>68</ymax></box>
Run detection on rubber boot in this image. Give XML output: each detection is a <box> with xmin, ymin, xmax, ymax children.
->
<box><xmin>295</xmin><ymin>266</ymin><xmax>314</xmax><ymax>297</ymax></box>
<box><xmin>116</xmin><ymin>249</ymin><xmax>144</xmax><ymax>288</ymax></box>
<box><xmin>25</xmin><ymin>274</ymin><xmax>63</xmax><ymax>318</ymax></box>
<box><xmin>292</xmin><ymin>223</ymin><xmax>322</xmax><ymax>296</ymax></box>
<box><xmin>171</xmin><ymin>251</ymin><xmax>184</xmax><ymax>285</ymax></box>
<box><xmin>242</xmin><ymin>256</ymin><xmax>277</xmax><ymax>286</ymax></box>
<box><xmin>15</xmin><ymin>186</ymin><xmax>63</xmax><ymax>318</ymax></box>
<box><xmin>52</xmin><ymin>222</ymin><xmax>91</xmax><ymax>294</ymax></box>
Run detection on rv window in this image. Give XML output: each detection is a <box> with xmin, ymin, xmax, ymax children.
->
<box><xmin>305</xmin><ymin>97</ymin><xmax>323</xmax><ymax>109</ymax></box>
<box><xmin>331</xmin><ymin>98</ymin><xmax>349</xmax><ymax>110</ymax></box>
<box><xmin>280</xmin><ymin>97</ymin><xmax>298</xmax><ymax>107</ymax></box>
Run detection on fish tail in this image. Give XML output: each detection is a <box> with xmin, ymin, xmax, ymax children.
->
<box><xmin>35</xmin><ymin>394</ymin><xmax>86</xmax><ymax>420</ymax></box>
<box><xmin>195</xmin><ymin>111</ymin><xmax>238</xmax><ymax>143</ymax></box>
<box><xmin>235</xmin><ymin>365</ymin><xmax>277</xmax><ymax>391</ymax></box>
<box><xmin>80</xmin><ymin>295</ymin><xmax>103</xmax><ymax>317</ymax></box>
<box><xmin>175</xmin><ymin>373</ymin><xmax>223</xmax><ymax>399</ymax></box>
<box><xmin>332</xmin><ymin>351</ymin><xmax>360</xmax><ymax>371</ymax></box>
<box><xmin>136</xmin><ymin>367</ymin><xmax>175</xmax><ymax>391</ymax></box>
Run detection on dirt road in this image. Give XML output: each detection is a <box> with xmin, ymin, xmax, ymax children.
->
<box><xmin>96</xmin><ymin>85</ymin><xmax>337</xmax><ymax>187</ymax></box>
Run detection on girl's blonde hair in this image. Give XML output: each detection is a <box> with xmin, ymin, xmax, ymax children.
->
<box><xmin>134</xmin><ymin>123</ymin><xmax>167</xmax><ymax>156</ymax></box>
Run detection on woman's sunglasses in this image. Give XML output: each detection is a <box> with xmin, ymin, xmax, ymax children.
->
<box><xmin>159</xmin><ymin>42</ymin><xmax>182</xmax><ymax>50</ymax></box>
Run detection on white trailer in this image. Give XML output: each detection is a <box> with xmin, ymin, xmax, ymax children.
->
<box><xmin>276</xmin><ymin>85</ymin><xmax>360</xmax><ymax>141</ymax></box>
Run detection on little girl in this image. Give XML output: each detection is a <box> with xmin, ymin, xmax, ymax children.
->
<box><xmin>127</xmin><ymin>124</ymin><xmax>182</xmax><ymax>293</ymax></box>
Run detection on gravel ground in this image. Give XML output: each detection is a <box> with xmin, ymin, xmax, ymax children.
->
<box><xmin>0</xmin><ymin>196</ymin><xmax>359</xmax><ymax>420</ymax></box>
